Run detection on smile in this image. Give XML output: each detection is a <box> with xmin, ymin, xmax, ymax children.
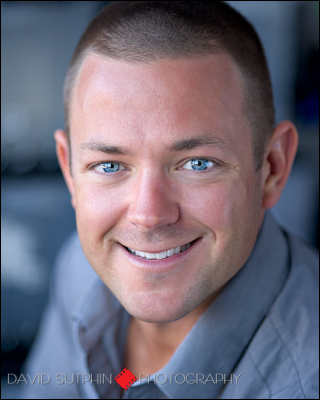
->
<box><xmin>125</xmin><ymin>240</ymin><xmax>196</xmax><ymax>260</ymax></box>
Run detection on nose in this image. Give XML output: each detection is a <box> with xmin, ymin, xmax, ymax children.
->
<box><xmin>127</xmin><ymin>170</ymin><xmax>180</xmax><ymax>231</ymax></box>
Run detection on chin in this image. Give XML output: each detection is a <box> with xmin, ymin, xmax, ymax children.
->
<box><xmin>127</xmin><ymin>309</ymin><xmax>189</xmax><ymax>324</ymax></box>
<box><xmin>118</xmin><ymin>290</ymin><xmax>201</xmax><ymax>324</ymax></box>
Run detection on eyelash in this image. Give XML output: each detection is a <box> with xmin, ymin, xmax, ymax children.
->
<box><xmin>91</xmin><ymin>158</ymin><xmax>220</xmax><ymax>175</ymax></box>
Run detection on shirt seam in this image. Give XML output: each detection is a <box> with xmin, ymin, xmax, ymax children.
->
<box><xmin>270</xmin><ymin>382</ymin><xmax>303</xmax><ymax>398</ymax></box>
<box><xmin>247</xmin><ymin>350</ymin><xmax>272</xmax><ymax>398</ymax></box>
<box><xmin>269</xmin><ymin>316</ymin><xmax>306</xmax><ymax>399</ymax></box>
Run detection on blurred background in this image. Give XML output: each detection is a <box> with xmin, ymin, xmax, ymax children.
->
<box><xmin>1</xmin><ymin>1</ymin><xmax>319</xmax><ymax>398</ymax></box>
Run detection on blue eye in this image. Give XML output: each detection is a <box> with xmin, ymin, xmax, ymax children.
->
<box><xmin>94</xmin><ymin>162</ymin><xmax>125</xmax><ymax>174</ymax></box>
<box><xmin>182</xmin><ymin>159</ymin><xmax>215</xmax><ymax>171</ymax></box>
<box><xmin>102</xmin><ymin>162</ymin><xmax>120</xmax><ymax>173</ymax></box>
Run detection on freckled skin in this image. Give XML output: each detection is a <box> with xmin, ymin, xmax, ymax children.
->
<box><xmin>67</xmin><ymin>53</ymin><xmax>265</xmax><ymax>324</ymax></box>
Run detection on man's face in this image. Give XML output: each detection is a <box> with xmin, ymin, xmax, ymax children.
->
<box><xmin>68</xmin><ymin>53</ymin><xmax>264</xmax><ymax>323</ymax></box>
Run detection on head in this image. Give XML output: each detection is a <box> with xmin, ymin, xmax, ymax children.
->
<box><xmin>55</xmin><ymin>1</ymin><xmax>298</xmax><ymax>323</ymax></box>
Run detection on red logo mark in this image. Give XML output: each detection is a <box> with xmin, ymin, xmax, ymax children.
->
<box><xmin>114</xmin><ymin>367</ymin><xmax>137</xmax><ymax>391</ymax></box>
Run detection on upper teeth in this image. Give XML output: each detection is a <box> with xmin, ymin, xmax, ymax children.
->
<box><xmin>128</xmin><ymin>242</ymin><xmax>192</xmax><ymax>260</ymax></box>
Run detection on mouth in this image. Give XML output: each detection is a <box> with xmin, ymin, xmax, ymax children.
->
<box><xmin>123</xmin><ymin>239</ymin><xmax>198</xmax><ymax>260</ymax></box>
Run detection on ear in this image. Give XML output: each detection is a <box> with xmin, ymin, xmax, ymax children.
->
<box><xmin>54</xmin><ymin>129</ymin><xmax>76</xmax><ymax>209</ymax></box>
<box><xmin>262</xmin><ymin>120</ymin><xmax>299</xmax><ymax>209</ymax></box>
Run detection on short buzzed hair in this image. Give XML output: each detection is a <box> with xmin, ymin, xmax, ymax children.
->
<box><xmin>64</xmin><ymin>1</ymin><xmax>275</xmax><ymax>170</ymax></box>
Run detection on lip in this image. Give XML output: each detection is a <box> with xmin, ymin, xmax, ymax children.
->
<box><xmin>117</xmin><ymin>237</ymin><xmax>202</xmax><ymax>272</ymax></box>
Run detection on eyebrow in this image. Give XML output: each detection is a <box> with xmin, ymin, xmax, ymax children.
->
<box><xmin>78</xmin><ymin>136</ymin><xmax>230</xmax><ymax>156</ymax></box>
<box><xmin>167</xmin><ymin>136</ymin><xmax>230</xmax><ymax>153</ymax></box>
<box><xmin>79</xmin><ymin>142</ymin><xmax>131</xmax><ymax>155</ymax></box>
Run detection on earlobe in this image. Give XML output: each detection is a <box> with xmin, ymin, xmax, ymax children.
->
<box><xmin>262</xmin><ymin>120</ymin><xmax>299</xmax><ymax>209</ymax></box>
<box><xmin>54</xmin><ymin>129</ymin><xmax>76</xmax><ymax>209</ymax></box>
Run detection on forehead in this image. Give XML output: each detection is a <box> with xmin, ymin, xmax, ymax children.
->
<box><xmin>70</xmin><ymin>52</ymin><xmax>249</xmax><ymax>151</ymax></box>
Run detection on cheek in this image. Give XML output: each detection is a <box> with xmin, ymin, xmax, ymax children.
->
<box><xmin>74</xmin><ymin>182</ymin><xmax>127</xmax><ymax>241</ymax></box>
<box><xmin>182</xmin><ymin>181</ymin><xmax>248</xmax><ymax>233</ymax></box>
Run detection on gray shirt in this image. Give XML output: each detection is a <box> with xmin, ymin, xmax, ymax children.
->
<box><xmin>21</xmin><ymin>212</ymin><xmax>319</xmax><ymax>399</ymax></box>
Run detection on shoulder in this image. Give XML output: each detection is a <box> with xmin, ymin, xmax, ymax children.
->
<box><xmin>267</xmin><ymin>232</ymin><xmax>319</xmax><ymax>397</ymax></box>
<box><xmin>252</xmin><ymin>232</ymin><xmax>319</xmax><ymax>398</ymax></box>
<box><xmin>272</xmin><ymin>232</ymin><xmax>319</xmax><ymax>347</ymax></box>
<box><xmin>222</xmin><ymin>231</ymin><xmax>319</xmax><ymax>399</ymax></box>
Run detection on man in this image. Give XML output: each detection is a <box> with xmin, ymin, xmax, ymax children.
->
<box><xmin>21</xmin><ymin>1</ymin><xmax>318</xmax><ymax>399</ymax></box>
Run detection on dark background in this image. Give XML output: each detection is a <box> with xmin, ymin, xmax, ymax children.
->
<box><xmin>1</xmin><ymin>1</ymin><xmax>319</xmax><ymax>398</ymax></box>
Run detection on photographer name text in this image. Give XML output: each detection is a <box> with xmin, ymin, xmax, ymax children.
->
<box><xmin>8</xmin><ymin>373</ymin><xmax>241</xmax><ymax>385</ymax></box>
